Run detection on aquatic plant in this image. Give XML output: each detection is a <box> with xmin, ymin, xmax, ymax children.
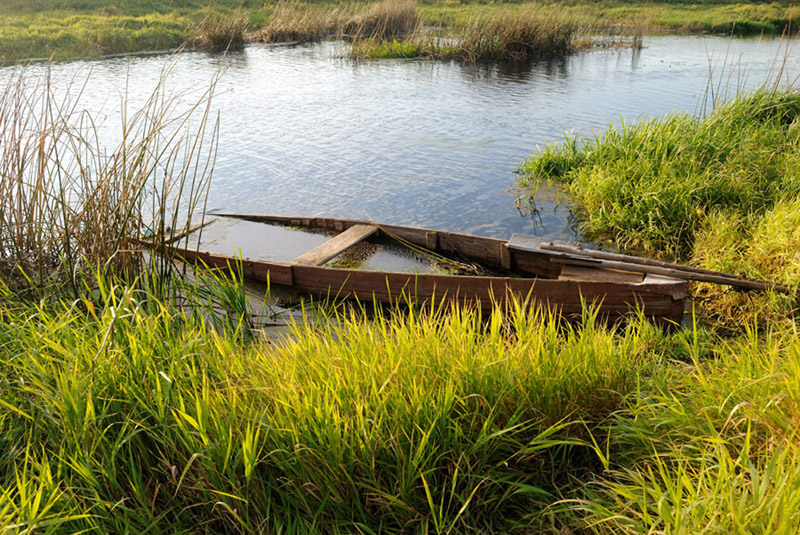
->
<box><xmin>260</xmin><ymin>2</ymin><xmax>352</xmax><ymax>44</ymax></box>
<box><xmin>454</xmin><ymin>11</ymin><xmax>577</xmax><ymax>62</ymax></box>
<box><xmin>350</xmin><ymin>7</ymin><xmax>580</xmax><ymax>62</ymax></box>
<box><xmin>0</xmin><ymin>1</ymin><xmax>796</xmax><ymax>62</ymax></box>
<box><xmin>0</xmin><ymin>65</ymin><xmax>217</xmax><ymax>298</ymax></box>
<box><xmin>1</xmin><ymin>282</ymin><xmax>799</xmax><ymax>532</ymax></box>
<box><xmin>343</xmin><ymin>0</ymin><xmax>418</xmax><ymax>41</ymax></box>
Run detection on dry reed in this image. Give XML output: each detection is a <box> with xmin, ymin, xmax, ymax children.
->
<box><xmin>0</xmin><ymin>63</ymin><xmax>217</xmax><ymax>297</ymax></box>
<box><xmin>454</xmin><ymin>12</ymin><xmax>577</xmax><ymax>62</ymax></box>
<box><xmin>260</xmin><ymin>2</ymin><xmax>353</xmax><ymax>44</ymax></box>
<box><xmin>343</xmin><ymin>0</ymin><xmax>418</xmax><ymax>41</ymax></box>
<box><xmin>191</xmin><ymin>10</ymin><xmax>249</xmax><ymax>52</ymax></box>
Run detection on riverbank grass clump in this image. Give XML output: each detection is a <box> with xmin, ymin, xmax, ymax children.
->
<box><xmin>260</xmin><ymin>2</ymin><xmax>353</xmax><ymax>44</ymax></box>
<box><xmin>518</xmin><ymin>89</ymin><xmax>800</xmax><ymax>324</ymax></box>
<box><xmin>190</xmin><ymin>9</ymin><xmax>249</xmax><ymax>52</ymax></box>
<box><xmin>456</xmin><ymin>11</ymin><xmax>577</xmax><ymax>62</ymax></box>
<box><xmin>349</xmin><ymin>5</ymin><xmax>579</xmax><ymax>62</ymax></box>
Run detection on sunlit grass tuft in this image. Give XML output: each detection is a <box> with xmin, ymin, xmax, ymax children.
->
<box><xmin>0</xmin><ymin>289</ymin><xmax>666</xmax><ymax>532</ymax></box>
<box><xmin>1</xmin><ymin>283</ymin><xmax>799</xmax><ymax>532</ymax></box>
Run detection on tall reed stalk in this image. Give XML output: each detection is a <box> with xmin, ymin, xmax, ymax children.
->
<box><xmin>0</xmin><ymin>62</ymin><xmax>218</xmax><ymax>298</ymax></box>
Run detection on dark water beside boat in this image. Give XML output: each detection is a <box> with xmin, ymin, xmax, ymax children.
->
<box><xmin>5</xmin><ymin>36</ymin><xmax>798</xmax><ymax>242</ymax></box>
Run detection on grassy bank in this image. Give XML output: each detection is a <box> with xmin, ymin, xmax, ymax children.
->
<box><xmin>518</xmin><ymin>88</ymin><xmax>800</xmax><ymax>325</ymax></box>
<box><xmin>420</xmin><ymin>1</ymin><xmax>800</xmax><ymax>37</ymax></box>
<box><xmin>0</xmin><ymin>1</ymin><xmax>264</xmax><ymax>61</ymax></box>
<box><xmin>1</xmin><ymin>286</ymin><xmax>799</xmax><ymax>533</ymax></box>
<box><xmin>0</xmin><ymin>1</ymin><xmax>797</xmax><ymax>62</ymax></box>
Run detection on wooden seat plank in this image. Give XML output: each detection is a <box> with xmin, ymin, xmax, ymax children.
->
<box><xmin>291</xmin><ymin>224</ymin><xmax>377</xmax><ymax>266</ymax></box>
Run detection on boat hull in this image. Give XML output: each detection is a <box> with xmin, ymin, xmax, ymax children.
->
<box><xmin>175</xmin><ymin>246</ymin><xmax>687</xmax><ymax>325</ymax></box>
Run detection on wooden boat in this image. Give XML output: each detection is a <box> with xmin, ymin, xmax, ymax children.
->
<box><xmin>166</xmin><ymin>214</ymin><xmax>689</xmax><ymax>324</ymax></box>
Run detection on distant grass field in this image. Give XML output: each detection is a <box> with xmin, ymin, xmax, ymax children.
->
<box><xmin>0</xmin><ymin>0</ymin><xmax>797</xmax><ymax>62</ymax></box>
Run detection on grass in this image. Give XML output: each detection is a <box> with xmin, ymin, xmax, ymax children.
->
<box><xmin>348</xmin><ymin>2</ymin><xmax>582</xmax><ymax>62</ymax></box>
<box><xmin>1</xmin><ymin>281</ymin><xmax>799</xmax><ymax>533</ymax></box>
<box><xmin>189</xmin><ymin>9</ymin><xmax>249</xmax><ymax>52</ymax></box>
<box><xmin>518</xmin><ymin>88</ymin><xmax>800</xmax><ymax>325</ymax></box>
<box><xmin>0</xmin><ymin>32</ymin><xmax>798</xmax><ymax>533</ymax></box>
<box><xmin>259</xmin><ymin>2</ymin><xmax>353</xmax><ymax>44</ymax></box>
<box><xmin>351</xmin><ymin>38</ymin><xmax>437</xmax><ymax>59</ymax></box>
<box><xmin>0</xmin><ymin>1</ymin><xmax>797</xmax><ymax>62</ymax></box>
<box><xmin>419</xmin><ymin>1</ymin><xmax>800</xmax><ymax>37</ymax></box>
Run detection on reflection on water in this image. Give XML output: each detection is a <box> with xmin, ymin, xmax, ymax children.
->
<box><xmin>3</xmin><ymin>36</ymin><xmax>798</xmax><ymax>242</ymax></box>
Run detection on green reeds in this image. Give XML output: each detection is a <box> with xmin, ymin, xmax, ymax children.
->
<box><xmin>0</xmin><ymin>64</ymin><xmax>217</xmax><ymax>298</ymax></box>
<box><xmin>576</xmin><ymin>321</ymin><xmax>800</xmax><ymax>533</ymax></box>
<box><xmin>0</xmin><ymin>287</ymin><xmax>658</xmax><ymax>533</ymax></box>
<box><xmin>519</xmin><ymin>89</ymin><xmax>800</xmax><ymax>257</ymax></box>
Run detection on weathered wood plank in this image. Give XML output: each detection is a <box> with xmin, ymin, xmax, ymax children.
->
<box><xmin>291</xmin><ymin>224</ymin><xmax>377</xmax><ymax>266</ymax></box>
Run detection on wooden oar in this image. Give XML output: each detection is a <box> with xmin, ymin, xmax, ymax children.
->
<box><xmin>540</xmin><ymin>241</ymin><xmax>794</xmax><ymax>295</ymax></box>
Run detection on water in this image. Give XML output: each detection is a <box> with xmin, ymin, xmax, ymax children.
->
<box><xmin>5</xmin><ymin>35</ymin><xmax>799</xmax><ymax>240</ymax></box>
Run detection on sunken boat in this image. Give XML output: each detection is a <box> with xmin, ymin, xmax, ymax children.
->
<box><xmin>163</xmin><ymin>214</ymin><xmax>691</xmax><ymax>324</ymax></box>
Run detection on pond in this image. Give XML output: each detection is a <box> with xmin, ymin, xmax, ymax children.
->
<box><xmin>7</xmin><ymin>35</ymin><xmax>799</xmax><ymax>241</ymax></box>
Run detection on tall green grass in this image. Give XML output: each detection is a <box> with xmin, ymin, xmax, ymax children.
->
<box><xmin>519</xmin><ymin>90</ymin><xmax>800</xmax><ymax>258</ymax></box>
<box><xmin>518</xmin><ymin>89</ymin><xmax>800</xmax><ymax>324</ymax></box>
<box><xmin>1</xmin><ymin>282</ymin><xmax>799</xmax><ymax>533</ymax></box>
<box><xmin>576</xmin><ymin>321</ymin><xmax>800</xmax><ymax>533</ymax></box>
<box><xmin>0</xmin><ymin>285</ymin><xmax>665</xmax><ymax>533</ymax></box>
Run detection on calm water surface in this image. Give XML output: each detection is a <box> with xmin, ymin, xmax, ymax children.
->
<box><xmin>8</xmin><ymin>36</ymin><xmax>800</xmax><ymax>240</ymax></box>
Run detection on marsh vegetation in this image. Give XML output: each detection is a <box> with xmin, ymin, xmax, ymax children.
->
<box><xmin>1</xmin><ymin>0</ymin><xmax>798</xmax><ymax>62</ymax></box>
<box><xmin>0</xmin><ymin>67</ymin><xmax>798</xmax><ymax>532</ymax></box>
<box><xmin>1</xmin><ymin>3</ymin><xmax>800</xmax><ymax>534</ymax></box>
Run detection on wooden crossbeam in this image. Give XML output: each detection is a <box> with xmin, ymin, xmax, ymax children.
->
<box><xmin>291</xmin><ymin>224</ymin><xmax>377</xmax><ymax>266</ymax></box>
